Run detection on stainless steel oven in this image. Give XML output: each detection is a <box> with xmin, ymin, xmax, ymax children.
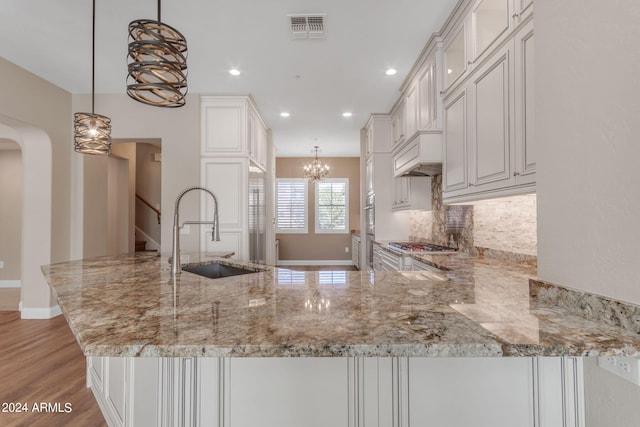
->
<box><xmin>364</xmin><ymin>194</ymin><xmax>375</xmax><ymax>235</ymax></box>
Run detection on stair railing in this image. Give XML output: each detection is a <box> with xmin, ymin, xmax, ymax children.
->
<box><xmin>135</xmin><ymin>194</ymin><xmax>161</xmax><ymax>224</ymax></box>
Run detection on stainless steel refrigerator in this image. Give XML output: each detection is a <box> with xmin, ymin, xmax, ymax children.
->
<box><xmin>248</xmin><ymin>163</ymin><xmax>266</xmax><ymax>264</ymax></box>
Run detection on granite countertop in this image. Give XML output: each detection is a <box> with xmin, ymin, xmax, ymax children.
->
<box><xmin>41</xmin><ymin>252</ymin><xmax>640</xmax><ymax>358</ymax></box>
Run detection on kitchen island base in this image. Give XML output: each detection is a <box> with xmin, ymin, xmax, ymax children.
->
<box><xmin>88</xmin><ymin>356</ymin><xmax>584</xmax><ymax>427</ymax></box>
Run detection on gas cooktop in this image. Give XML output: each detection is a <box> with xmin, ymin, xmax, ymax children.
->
<box><xmin>388</xmin><ymin>242</ymin><xmax>457</xmax><ymax>253</ymax></box>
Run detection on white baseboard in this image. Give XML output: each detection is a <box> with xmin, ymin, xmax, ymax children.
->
<box><xmin>277</xmin><ymin>260</ymin><xmax>354</xmax><ymax>266</ymax></box>
<box><xmin>20</xmin><ymin>304</ymin><xmax>62</xmax><ymax>319</ymax></box>
<box><xmin>0</xmin><ymin>280</ymin><xmax>21</xmax><ymax>288</ymax></box>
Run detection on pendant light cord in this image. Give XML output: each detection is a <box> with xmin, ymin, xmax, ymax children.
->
<box><xmin>157</xmin><ymin>0</ymin><xmax>161</xmax><ymax>23</ymax></box>
<box><xmin>91</xmin><ymin>0</ymin><xmax>95</xmax><ymax>114</ymax></box>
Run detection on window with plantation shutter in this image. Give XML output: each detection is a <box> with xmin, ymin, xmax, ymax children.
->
<box><xmin>276</xmin><ymin>178</ymin><xmax>308</xmax><ymax>234</ymax></box>
<box><xmin>315</xmin><ymin>178</ymin><xmax>349</xmax><ymax>234</ymax></box>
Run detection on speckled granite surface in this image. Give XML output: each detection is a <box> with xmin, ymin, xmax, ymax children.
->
<box><xmin>41</xmin><ymin>252</ymin><xmax>640</xmax><ymax>358</ymax></box>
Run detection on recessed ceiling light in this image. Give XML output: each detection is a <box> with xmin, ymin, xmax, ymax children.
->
<box><xmin>280</xmin><ymin>112</ymin><xmax>290</xmax><ymax>118</ymax></box>
<box><xmin>342</xmin><ymin>112</ymin><xmax>353</xmax><ymax>118</ymax></box>
<box><xmin>386</xmin><ymin>68</ymin><xmax>397</xmax><ymax>76</ymax></box>
<box><xmin>229</xmin><ymin>68</ymin><xmax>240</xmax><ymax>76</ymax></box>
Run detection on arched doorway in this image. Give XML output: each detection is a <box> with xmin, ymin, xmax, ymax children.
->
<box><xmin>0</xmin><ymin>118</ymin><xmax>56</xmax><ymax>319</ymax></box>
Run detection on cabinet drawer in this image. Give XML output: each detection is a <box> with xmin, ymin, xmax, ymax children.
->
<box><xmin>380</xmin><ymin>250</ymin><xmax>401</xmax><ymax>271</ymax></box>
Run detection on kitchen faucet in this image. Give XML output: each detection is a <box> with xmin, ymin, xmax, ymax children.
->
<box><xmin>171</xmin><ymin>186</ymin><xmax>221</xmax><ymax>275</ymax></box>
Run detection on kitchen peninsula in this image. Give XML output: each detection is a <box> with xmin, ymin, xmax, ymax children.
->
<box><xmin>42</xmin><ymin>253</ymin><xmax>640</xmax><ymax>427</ymax></box>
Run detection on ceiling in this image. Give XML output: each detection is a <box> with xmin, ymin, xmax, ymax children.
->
<box><xmin>0</xmin><ymin>0</ymin><xmax>458</xmax><ymax>157</ymax></box>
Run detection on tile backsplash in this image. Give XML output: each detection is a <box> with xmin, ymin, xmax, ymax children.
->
<box><xmin>409</xmin><ymin>176</ymin><xmax>537</xmax><ymax>264</ymax></box>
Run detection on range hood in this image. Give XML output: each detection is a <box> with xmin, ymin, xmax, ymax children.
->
<box><xmin>392</xmin><ymin>130</ymin><xmax>443</xmax><ymax>177</ymax></box>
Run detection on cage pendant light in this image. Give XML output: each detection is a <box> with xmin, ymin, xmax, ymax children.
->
<box><xmin>127</xmin><ymin>0</ymin><xmax>188</xmax><ymax>108</ymax></box>
<box><xmin>303</xmin><ymin>146</ymin><xmax>330</xmax><ymax>182</ymax></box>
<box><xmin>74</xmin><ymin>0</ymin><xmax>112</xmax><ymax>155</ymax></box>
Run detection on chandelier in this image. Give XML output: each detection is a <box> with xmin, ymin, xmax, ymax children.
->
<box><xmin>74</xmin><ymin>0</ymin><xmax>112</xmax><ymax>155</ymax></box>
<box><xmin>303</xmin><ymin>146</ymin><xmax>330</xmax><ymax>182</ymax></box>
<box><xmin>127</xmin><ymin>0</ymin><xmax>188</xmax><ymax>108</ymax></box>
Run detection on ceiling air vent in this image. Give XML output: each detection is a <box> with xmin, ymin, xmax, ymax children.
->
<box><xmin>288</xmin><ymin>14</ymin><xmax>326</xmax><ymax>39</ymax></box>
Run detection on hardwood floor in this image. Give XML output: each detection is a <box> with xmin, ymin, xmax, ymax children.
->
<box><xmin>0</xmin><ymin>311</ymin><xmax>106</xmax><ymax>427</ymax></box>
<box><xmin>0</xmin><ymin>288</ymin><xmax>20</xmax><ymax>311</ymax></box>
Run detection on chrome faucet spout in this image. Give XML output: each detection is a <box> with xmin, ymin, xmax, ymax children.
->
<box><xmin>171</xmin><ymin>186</ymin><xmax>221</xmax><ymax>275</ymax></box>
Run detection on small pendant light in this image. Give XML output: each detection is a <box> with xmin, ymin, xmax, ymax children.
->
<box><xmin>74</xmin><ymin>0</ymin><xmax>112</xmax><ymax>155</ymax></box>
<box><xmin>127</xmin><ymin>0</ymin><xmax>188</xmax><ymax>108</ymax></box>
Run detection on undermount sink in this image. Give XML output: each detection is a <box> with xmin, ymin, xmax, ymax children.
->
<box><xmin>182</xmin><ymin>262</ymin><xmax>261</xmax><ymax>279</ymax></box>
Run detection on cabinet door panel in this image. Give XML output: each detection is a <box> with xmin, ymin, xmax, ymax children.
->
<box><xmin>472</xmin><ymin>48</ymin><xmax>511</xmax><ymax>186</ymax></box>
<box><xmin>418</xmin><ymin>65</ymin><xmax>432</xmax><ymax>130</ymax></box>
<box><xmin>202</xmin><ymin>160</ymin><xmax>246</xmax><ymax>228</ymax></box>
<box><xmin>228</xmin><ymin>358</ymin><xmax>350</xmax><ymax>427</ymax></box>
<box><xmin>409</xmin><ymin>357</ymin><xmax>533</xmax><ymax>427</ymax></box>
<box><xmin>444</xmin><ymin>90</ymin><xmax>468</xmax><ymax>192</ymax></box>
<box><xmin>202</xmin><ymin>104</ymin><xmax>246</xmax><ymax>154</ymax></box>
<box><xmin>105</xmin><ymin>357</ymin><xmax>126</xmax><ymax>425</ymax></box>
<box><xmin>472</xmin><ymin>0</ymin><xmax>510</xmax><ymax>60</ymax></box>
<box><xmin>405</xmin><ymin>84</ymin><xmax>418</xmax><ymax>139</ymax></box>
<box><xmin>515</xmin><ymin>22</ymin><xmax>535</xmax><ymax>182</ymax></box>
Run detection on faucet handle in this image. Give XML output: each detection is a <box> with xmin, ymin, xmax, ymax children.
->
<box><xmin>211</xmin><ymin>225</ymin><xmax>216</xmax><ymax>242</ymax></box>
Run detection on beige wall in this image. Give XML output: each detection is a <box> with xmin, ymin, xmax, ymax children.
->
<box><xmin>536</xmin><ymin>0</ymin><xmax>640</xmax><ymax>304</ymax></box>
<box><xmin>73</xmin><ymin>93</ymin><xmax>200</xmax><ymax>257</ymax></box>
<box><xmin>276</xmin><ymin>157</ymin><xmax>360</xmax><ymax>262</ymax></box>
<box><xmin>0</xmin><ymin>145</ymin><xmax>22</xmax><ymax>280</ymax></box>
<box><xmin>535</xmin><ymin>1</ymin><xmax>640</xmax><ymax>421</ymax></box>
<box><xmin>0</xmin><ymin>56</ymin><xmax>72</xmax><ymax>313</ymax></box>
<box><xmin>111</xmin><ymin>142</ymin><xmax>137</xmax><ymax>252</ymax></box>
<box><xmin>135</xmin><ymin>143</ymin><xmax>162</xmax><ymax>246</ymax></box>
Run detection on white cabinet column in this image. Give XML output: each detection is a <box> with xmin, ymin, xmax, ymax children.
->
<box><xmin>199</xmin><ymin>96</ymin><xmax>272</xmax><ymax>263</ymax></box>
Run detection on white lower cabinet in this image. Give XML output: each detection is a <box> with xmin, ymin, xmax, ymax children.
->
<box><xmin>409</xmin><ymin>358</ymin><xmax>532</xmax><ymax>426</ymax></box>
<box><xmin>88</xmin><ymin>356</ymin><xmax>160</xmax><ymax>427</ymax></box>
<box><xmin>352</xmin><ymin>234</ymin><xmax>361</xmax><ymax>269</ymax></box>
<box><xmin>409</xmin><ymin>258</ymin><xmax>443</xmax><ymax>273</ymax></box>
<box><xmin>88</xmin><ymin>356</ymin><xmax>583</xmax><ymax>427</ymax></box>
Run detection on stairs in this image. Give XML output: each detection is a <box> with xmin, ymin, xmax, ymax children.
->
<box><xmin>135</xmin><ymin>240</ymin><xmax>157</xmax><ymax>252</ymax></box>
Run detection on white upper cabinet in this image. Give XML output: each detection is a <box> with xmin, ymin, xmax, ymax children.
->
<box><xmin>365</xmin><ymin>114</ymin><xmax>393</xmax><ymax>157</ymax></box>
<box><xmin>392</xmin><ymin>176</ymin><xmax>432</xmax><ymax>211</ymax></box>
<box><xmin>469</xmin><ymin>41</ymin><xmax>512</xmax><ymax>192</ymax></box>
<box><xmin>405</xmin><ymin>82</ymin><xmax>419</xmax><ymax>140</ymax></box>
<box><xmin>443</xmin><ymin>27</ymin><xmax>467</xmax><ymax>90</ymax></box>
<box><xmin>248</xmin><ymin>107</ymin><xmax>268</xmax><ymax>169</ymax></box>
<box><xmin>443</xmin><ymin>88</ymin><xmax>468</xmax><ymax>194</ymax></box>
<box><xmin>442</xmin><ymin>0</ymin><xmax>533</xmax><ymax>94</ymax></box>
<box><xmin>418</xmin><ymin>60</ymin><xmax>440</xmax><ymax>130</ymax></box>
<box><xmin>513</xmin><ymin>0</ymin><xmax>534</xmax><ymax>23</ymax></box>
<box><xmin>201</xmin><ymin>97</ymin><xmax>247</xmax><ymax>155</ymax></box>
<box><xmin>471</xmin><ymin>0</ymin><xmax>510</xmax><ymax>61</ymax></box>
<box><xmin>513</xmin><ymin>19</ymin><xmax>535</xmax><ymax>185</ymax></box>
<box><xmin>201</xmin><ymin>95</ymin><xmax>269</xmax><ymax>171</ymax></box>
<box><xmin>391</xmin><ymin>100</ymin><xmax>406</xmax><ymax>149</ymax></box>
<box><xmin>442</xmin><ymin>5</ymin><xmax>534</xmax><ymax>204</ymax></box>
